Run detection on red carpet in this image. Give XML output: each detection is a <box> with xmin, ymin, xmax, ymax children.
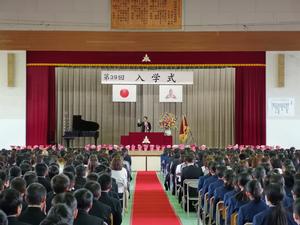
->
<box><xmin>131</xmin><ymin>171</ymin><xmax>181</xmax><ymax>225</ymax></box>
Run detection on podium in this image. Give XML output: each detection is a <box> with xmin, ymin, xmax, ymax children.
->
<box><xmin>120</xmin><ymin>132</ymin><xmax>172</xmax><ymax>146</ymax></box>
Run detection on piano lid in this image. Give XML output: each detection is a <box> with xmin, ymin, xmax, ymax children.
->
<box><xmin>72</xmin><ymin>115</ymin><xmax>99</xmax><ymax>132</ymax></box>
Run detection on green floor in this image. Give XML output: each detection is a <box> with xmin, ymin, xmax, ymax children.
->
<box><xmin>122</xmin><ymin>172</ymin><xmax>199</xmax><ymax>225</ymax></box>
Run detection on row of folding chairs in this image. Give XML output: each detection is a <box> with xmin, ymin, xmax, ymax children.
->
<box><xmin>197</xmin><ymin>191</ymin><xmax>253</xmax><ymax>225</ymax></box>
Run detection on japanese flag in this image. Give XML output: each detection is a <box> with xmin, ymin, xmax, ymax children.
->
<box><xmin>112</xmin><ymin>85</ymin><xmax>136</xmax><ymax>102</ymax></box>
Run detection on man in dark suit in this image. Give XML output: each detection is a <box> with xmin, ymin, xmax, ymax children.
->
<box><xmin>19</xmin><ymin>183</ymin><xmax>46</xmax><ymax>225</ymax></box>
<box><xmin>35</xmin><ymin>163</ymin><xmax>52</xmax><ymax>193</ymax></box>
<box><xmin>98</xmin><ymin>174</ymin><xmax>122</xmax><ymax>225</ymax></box>
<box><xmin>73</xmin><ymin>188</ymin><xmax>104</xmax><ymax>225</ymax></box>
<box><xmin>84</xmin><ymin>181</ymin><xmax>112</xmax><ymax>225</ymax></box>
<box><xmin>137</xmin><ymin>116</ymin><xmax>151</xmax><ymax>132</ymax></box>
<box><xmin>46</xmin><ymin>174</ymin><xmax>70</xmax><ymax>212</ymax></box>
<box><xmin>181</xmin><ymin>153</ymin><xmax>204</xmax><ymax>211</ymax></box>
<box><xmin>0</xmin><ymin>189</ymin><xmax>31</xmax><ymax>225</ymax></box>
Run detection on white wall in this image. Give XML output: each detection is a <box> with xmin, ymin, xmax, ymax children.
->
<box><xmin>266</xmin><ymin>51</ymin><xmax>300</xmax><ymax>148</ymax></box>
<box><xmin>0</xmin><ymin>51</ymin><xmax>26</xmax><ymax>149</ymax></box>
<box><xmin>0</xmin><ymin>0</ymin><xmax>300</xmax><ymax>31</ymax></box>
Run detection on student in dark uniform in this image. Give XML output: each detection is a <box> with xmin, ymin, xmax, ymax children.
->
<box><xmin>0</xmin><ymin>189</ymin><xmax>31</xmax><ymax>225</ymax></box>
<box><xmin>46</xmin><ymin>174</ymin><xmax>70</xmax><ymax>212</ymax></box>
<box><xmin>98</xmin><ymin>174</ymin><xmax>122</xmax><ymax>225</ymax></box>
<box><xmin>73</xmin><ymin>188</ymin><xmax>104</xmax><ymax>225</ymax></box>
<box><xmin>208</xmin><ymin>165</ymin><xmax>227</xmax><ymax>198</ymax></box>
<box><xmin>238</xmin><ymin>180</ymin><xmax>267</xmax><ymax>225</ymax></box>
<box><xmin>201</xmin><ymin>161</ymin><xmax>218</xmax><ymax>201</ymax></box>
<box><xmin>214</xmin><ymin>169</ymin><xmax>235</xmax><ymax>203</ymax></box>
<box><xmin>227</xmin><ymin>173</ymin><xmax>252</xmax><ymax>225</ymax></box>
<box><xmin>18</xmin><ymin>183</ymin><xmax>46</xmax><ymax>225</ymax></box>
<box><xmin>35</xmin><ymin>163</ymin><xmax>52</xmax><ymax>193</ymax></box>
<box><xmin>253</xmin><ymin>183</ymin><xmax>297</xmax><ymax>225</ymax></box>
<box><xmin>84</xmin><ymin>181</ymin><xmax>112</xmax><ymax>225</ymax></box>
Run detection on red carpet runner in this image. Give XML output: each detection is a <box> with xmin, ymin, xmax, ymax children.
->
<box><xmin>131</xmin><ymin>171</ymin><xmax>181</xmax><ymax>225</ymax></box>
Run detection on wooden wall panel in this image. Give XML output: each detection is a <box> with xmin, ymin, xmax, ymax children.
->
<box><xmin>1</xmin><ymin>31</ymin><xmax>300</xmax><ymax>51</ymax></box>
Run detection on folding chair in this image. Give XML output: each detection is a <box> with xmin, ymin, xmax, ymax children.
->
<box><xmin>197</xmin><ymin>190</ymin><xmax>202</xmax><ymax>225</ymax></box>
<box><xmin>202</xmin><ymin>193</ymin><xmax>209</xmax><ymax>225</ymax></box>
<box><xmin>216</xmin><ymin>201</ymin><xmax>224</xmax><ymax>225</ymax></box>
<box><xmin>116</xmin><ymin>181</ymin><xmax>128</xmax><ymax>215</ymax></box>
<box><xmin>110</xmin><ymin>213</ymin><xmax>113</xmax><ymax>225</ymax></box>
<box><xmin>224</xmin><ymin>206</ymin><xmax>228</xmax><ymax>225</ymax></box>
<box><xmin>230</xmin><ymin>212</ymin><xmax>238</xmax><ymax>225</ymax></box>
<box><xmin>186</xmin><ymin>179</ymin><xmax>199</xmax><ymax>216</ymax></box>
<box><xmin>208</xmin><ymin>196</ymin><xmax>215</xmax><ymax>225</ymax></box>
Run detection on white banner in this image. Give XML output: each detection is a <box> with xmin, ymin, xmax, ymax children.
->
<box><xmin>268</xmin><ymin>98</ymin><xmax>295</xmax><ymax>117</ymax></box>
<box><xmin>112</xmin><ymin>85</ymin><xmax>136</xmax><ymax>102</ymax></box>
<box><xmin>159</xmin><ymin>85</ymin><xmax>183</xmax><ymax>102</ymax></box>
<box><xmin>101</xmin><ymin>71</ymin><xmax>193</xmax><ymax>84</ymax></box>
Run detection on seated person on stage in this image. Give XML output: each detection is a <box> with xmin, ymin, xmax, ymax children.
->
<box><xmin>237</xmin><ymin>180</ymin><xmax>267</xmax><ymax>225</ymax></box>
<box><xmin>137</xmin><ymin>116</ymin><xmax>151</xmax><ymax>132</ymax></box>
<box><xmin>0</xmin><ymin>188</ymin><xmax>30</xmax><ymax>225</ymax></box>
<box><xmin>253</xmin><ymin>183</ymin><xmax>297</xmax><ymax>225</ymax></box>
<box><xmin>18</xmin><ymin>183</ymin><xmax>47</xmax><ymax>225</ymax></box>
<box><xmin>84</xmin><ymin>181</ymin><xmax>112</xmax><ymax>225</ymax></box>
<box><xmin>73</xmin><ymin>188</ymin><xmax>104</xmax><ymax>225</ymax></box>
<box><xmin>98</xmin><ymin>174</ymin><xmax>122</xmax><ymax>225</ymax></box>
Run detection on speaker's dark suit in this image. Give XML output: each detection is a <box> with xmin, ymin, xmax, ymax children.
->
<box><xmin>74</xmin><ymin>209</ymin><xmax>104</xmax><ymax>225</ymax></box>
<box><xmin>18</xmin><ymin>207</ymin><xmax>46</xmax><ymax>225</ymax></box>
<box><xmin>89</xmin><ymin>199</ymin><xmax>112</xmax><ymax>225</ymax></box>
<box><xmin>137</xmin><ymin>121</ymin><xmax>151</xmax><ymax>132</ymax></box>
<box><xmin>99</xmin><ymin>192</ymin><xmax>122</xmax><ymax>225</ymax></box>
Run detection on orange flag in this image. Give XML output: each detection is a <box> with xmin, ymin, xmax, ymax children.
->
<box><xmin>179</xmin><ymin>115</ymin><xmax>189</xmax><ymax>143</ymax></box>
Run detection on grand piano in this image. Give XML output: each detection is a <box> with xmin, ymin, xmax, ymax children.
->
<box><xmin>63</xmin><ymin>115</ymin><xmax>100</xmax><ymax>148</ymax></box>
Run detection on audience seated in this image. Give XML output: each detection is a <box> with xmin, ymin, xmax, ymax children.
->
<box><xmin>84</xmin><ymin>181</ymin><xmax>112</xmax><ymax>225</ymax></box>
<box><xmin>0</xmin><ymin>188</ymin><xmax>30</xmax><ymax>225</ymax></box>
<box><xmin>98</xmin><ymin>174</ymin><xmax>122</xmax><ymax>225</ymax></box>
<box><xmin>73</xmin><ymin>188</ymin><xmax>104</xmax><ymax>225</ymax></box>
<box><xmin>18</xmin><ymin>183</ymin><xmax>46</xmax><ymax>225</ymax></box>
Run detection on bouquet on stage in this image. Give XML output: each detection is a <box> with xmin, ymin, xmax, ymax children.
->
<box><xmin>159</xmin><ymin>112</ymin><xmax>177</xmax><ymax>136</ymax></box>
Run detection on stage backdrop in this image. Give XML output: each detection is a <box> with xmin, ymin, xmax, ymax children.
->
<box><xmin>56</xmin><ymin>67</ymin><xmax>235</xmax><ymax>147</ymax></box>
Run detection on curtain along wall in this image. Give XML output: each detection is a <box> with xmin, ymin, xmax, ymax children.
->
<box><xmin>56</xmin><ymin>67</ymin><xmax>235</xmax><ymax>147</ymax></box>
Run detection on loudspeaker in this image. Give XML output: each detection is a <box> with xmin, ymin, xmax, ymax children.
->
<box><xmin>7</xmin><ymin>53</ymin><xmax>15</xmax><ymax>87</ymax></box>
<box><xmin>277</xmin><ymin>54</ymin><xmax>285</xmax><ymax>87</ymax></box>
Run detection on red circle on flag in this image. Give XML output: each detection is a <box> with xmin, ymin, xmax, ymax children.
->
<box><xmin>120</xmin><ymin>89</ymin><xmax>129</xmax><ymax>98</ymax></box>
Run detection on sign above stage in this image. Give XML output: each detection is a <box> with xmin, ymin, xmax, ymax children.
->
<box><xmin>101</xmin><ymin>71</ymin><xmax>193</xmax><ymax>84</ymax></box>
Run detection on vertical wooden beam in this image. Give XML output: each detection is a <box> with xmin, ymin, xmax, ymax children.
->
<box><xmin>7</xmin><ymin>53</ymin><xmax>15</xmax><ymax>87</ymax></box>
<box><xmin>278</xmin><ymin>54</ymin><xmax>285</xmax><ymax>87</ymax></box>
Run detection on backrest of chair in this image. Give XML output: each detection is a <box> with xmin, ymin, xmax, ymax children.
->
<box><xmin>230</xmin><ymin>212</ymin><xmax>238</xmax><ymax>225</ymax></box>
<box><xmin>244</xmin><ymin>223</ymin><xmax>253</xmax><ymax>225</ymax></box>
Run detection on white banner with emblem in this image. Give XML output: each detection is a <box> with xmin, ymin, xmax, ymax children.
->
<box><xmin>101</xmin><ymin>71</ymin><xmax>193</xmax><ymax>84</ymax></box>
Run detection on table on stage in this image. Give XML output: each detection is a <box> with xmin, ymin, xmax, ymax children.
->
<box><xmin>120</xmin><ymin>132</ymin><xmax>172</xmax><ymax>146</ymax></box>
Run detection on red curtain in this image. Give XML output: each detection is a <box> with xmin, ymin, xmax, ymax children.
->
<box><xmin>26</xmin><ymin>66</ymin><xmax>55</xmax><ymax>145</ymax></box>
<box><xmin>235</xmin><ymin>67</ymin><xmax>266</xmax><ymax>145</ymax></box>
